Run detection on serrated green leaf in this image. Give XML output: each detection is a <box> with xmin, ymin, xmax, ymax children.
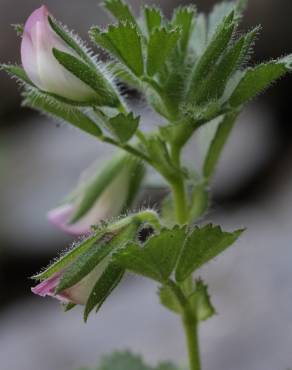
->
<box><xmin>175</xmin><ymin>224</ymin><xmax>243</xmax><ymax>282</ymax></box>
<box><xmin>103</xmin><ymin>0</ymin><xmax>138</xmax><ymax>26</ymax></box>
<box><xmin>187</xmin><ymin>11</ymin><xmax>236</xmax><ymax>101</ymax></box>
<box><xmin>115</xmin><ymin>227</ymin><xmax>187</xmax><ymax>283</ymax></box>
<box><xmin>144</xmin><ymin>6</ymin><xmax>163</xmax><ymax>34</ymax></box>
<box><xmin>171</xmin><ymin>6</ymin><xmax>196</xmax><ymax>52</ymax></box>
<box><xmin>147</xmin><ymin>27</ymin><xmax>181</xmax><ymax>76</ymax></box>
<box><xmin>90</xmin><ymin>23</ymin><xmax>144</xmax><ymax>76</ymax></box>
<box><xmin>203</xmin><ymin>111</ymin><xmax>239</xmax><ymax>179</ymax></box>
<box><xmin>188</xmin><ymin>279</ymin><xmax>215</xmax><ymax>321</ymax></box>
<box><xmin>1</xmin><ymin>64</ymin><xmax>33</xmax><ymax>86</ymax></box>
<box><xmin>48</xmin><ymin>16</ymin><xmax>95</xmax><ymax>68</ymax></box>
<box><xmin>22</xmin><ymin>89</ymin><xmax>103</xmax><ymax>137</ymax></box>
<box><xmin>52</xmin><ymin>48</ymin><xmax>120</xmax><ymax>107</ymax></box>
<box><xmin>108</xmin><ymin>112</ymin><xmax>139</xmax><ymax>142</ymax></box>
<box><xmin>33</xmin><ymin>231</ymin><xmax>104</xmax><ymax>281</ymax></box>
<box><xmin>84</xmin><ymin>263</ymin><xmax>124</xmax><ymax>321</ymax></box>
<box><xmin>159</xmin><ymin>285</ymin><xmax>182</xmax><ymax>313</ymax></box>
<box><xmin>229</xmin><ymin>57</ymin><xmax>292</xmax><ymax>107</ymax></box>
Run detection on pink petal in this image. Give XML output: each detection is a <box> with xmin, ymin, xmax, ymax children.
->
<box><xmin>24</xmin><ymin>5</ymin><xmax>49</xmax><ymax>34</ymax></box>
<box><xmin>47</xmin><ymin>204</ymin><xmax>91</xmax><ymax>236</ymax></box>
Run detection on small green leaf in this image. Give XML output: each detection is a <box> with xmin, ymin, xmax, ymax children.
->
<box><xmin>229</xmin><ymin>57</ymin><xmax>292</xmax><ymax>107</ymax></box>
<box><xmin>108</xmin><ymin>112</ymin><xmax>139</xmax><ymax>143</ymax></box>
<box><xmin>159</xmin><ymin>285</ymin><xmax>182</xmax><ymax>313</ymax></box>
<box><xmin>1</xmin><ymin>64</ymin><xmax>33</xmax><ymax>86</ymax></box>
<box><xmin>122</xmin><ymin>159</ymin><xmax>145</xmax><ymax>211</ymax></box>
<box><xmin>52</xmin><ymin>48</ymin><xmax>120</xmax><ymax>107</ymax></box>
<box><xmin>144</xmin><ymin>6</ymin><xmax>163</xmax><ymax>34</ymax></box>
<box><xmin>103</xmin><ymin>0</ymin><xmax>138</xmax><ymax>26</ymax></box>
<box><xmin>56</xmin><ymin>235</ymin><xmax>114</xmax><ymax>293</ymax></box>
<box><xmin>193</xmin><ymin>34</ymin><xmax>248</xmax><ymax>104</ymax></box>
<box><xmin>188</xmin><ymin>279</ymin><xmax>215</xmax><ymax>321</ymax></box>
<box><xmin>175</xmin><ymin>224</ymin><xmax>243</xmax><ymax>282</ymax></box>
<box><xmin>145</xmin><ymin>136</ymin><xmax>180</xmax><ymax>182</ymax></box>
<box><xmin>22</xmin><ymin>89</ymin><xmax>103</xmax><ymax>138</ymax></box>
<box><xmin>90</xmin><ymin>23</ymin><xmax>144</xmax><ymax>76</ymax></box>
<box><xmin>57</xmin><ymin>221</ymin><xmax>141</xmax><ymax>293</ymax></box>
<box><xmin>189</xmin><ymin>183</ymin><xmax>209</xmax><ymax>222</ymax></box>
<box><xmin>32</xmin><ymin>231</ymin><xmax>105</xmax><ymax>281</ymax></box>
<box><xmin>203</xmin><ymin>111</ymin><xmax>239</xmax><ymax>179</ymax></box>
<box><xmin>208</xmin><ymin>1</ymin><xmax>237</xmax><ymax>39</ymax></box>
<box><xmin>107</xmin><ymin>61</ymin><xmax>141</xmax><ymax>88</ymax></box>
<box><xmin>11</xmin><ymin>23</ymin><xmax>24</xmax><ymax>36</ymax></box>
<box><xmin>97</xmin><ymin>351</ymin><xmax>150</xmax><ymax>370</ymax></box>
<box><xmin>84</xmin><ymin>263</ymin><xmax>124</xmax><ymax>321</ymax></box>
<box><xmin>188</xmin><ymin>11</ymin><xmax>236</xmax><ymax>100</ymax></box>
<box><xmin>147</xmin><ymin>27</ymin><xmax>181</xmax><ymax>76</ymax></box>
<box><xmin>190</xmin><ymin>13</ymin><xmax>207</xmax><ymax>57</ymax></box>
<box><xmin>48</xmin><ymin>16</ymin><xmax>95</xmax><ymax>68</ymax></box>
<box><xmin>171</xmin><ymin>6</ymin><xmax>196</xmax><ymax>52</ymax></box>
<box><xmin>115</xmin><ymin>226</ymin><xmax>187</xmax><ymax>283</ymax></box>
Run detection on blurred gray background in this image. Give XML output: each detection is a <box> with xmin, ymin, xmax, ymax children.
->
<box><xmin>1</xmin><ymin>1</ymin><xmax>292</xmax><ymax>370</ymax></box>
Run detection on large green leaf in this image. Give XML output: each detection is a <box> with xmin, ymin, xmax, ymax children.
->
<box><xmin>175</xmin><ymin>224</ymin><xmax>243</xmax><ymax>282</ymax></box>
<box><xmin>84</xmin><ymin>263</ymin><xmax>124</xmax><ymax>321</ymax></box>
<box><xmin>229</xmin><ymin>56</ymin><xmax>292</xmax><ymax>107</ymax></box>
<box><xmin>146</xmin><ymin>27</ymin><xmax>181</xmax><ymax>76</ymax></box>
<box><xmin>22</xmin><ymin>89</ymin><xmax>103</xmax><ymax>138</ymax></box>
<box><xmin>115</xmin><ymin>226</ymin><xmax>187</xmax><ymax>283</ymax></box>
<box><xmin>90</xmin><ymin>23</ymin><xmax>144</xmax><ymax>76</ymax></box>
<box><xmin>108</xmin><ymin>112</ymin><xmax>140</xmax><ymax>143</ymax></box>
<box><xmin>52</xmin><ymin>48</ymin><xmax>120</xmax><ymax>107</ymax></box>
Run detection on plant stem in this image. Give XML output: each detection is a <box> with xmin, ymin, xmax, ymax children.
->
<box><xmin>171</xmin><ymin>178</ymin><xmax>188</xmax><ymax>225</ymax></box>
<box><xmin>169</xmin><ymin>145</ymin><xmax>201</xmax><ymax>370</ymax></box>
<box><xmin>182</xmin><ymin>311</ymin><xmax>201</xmax><ymax>370</ymax></box>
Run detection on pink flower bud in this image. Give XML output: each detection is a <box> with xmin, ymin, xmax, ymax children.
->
<box><xmin>48</xmin><ymin>154</ymin><xmax>145</xmax><ymax>236</ymax></box>
<box><xmin>31</xmin><ymin>263</ymin><xmax>106</xmax><ymax>305</ymax></box>
<box><xmin>21</xmin><ymin>5</ymin><xmax>97</xmax><ymax>102</ymax></box>
<box><xmin>48</xmin><ymin>170</ymin><xmax>129</xmax><ymax>235</ymax></box>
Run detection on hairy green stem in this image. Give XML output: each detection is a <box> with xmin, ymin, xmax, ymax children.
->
<box><xmin>169</xmin><ymin>145</ymin><xmax>201</xmax><ymax>370</ymax></box>
<box><xmin>183</xmin><ymin>312</ymin><xmax>201</xmax><ymax>370</ymax></box>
